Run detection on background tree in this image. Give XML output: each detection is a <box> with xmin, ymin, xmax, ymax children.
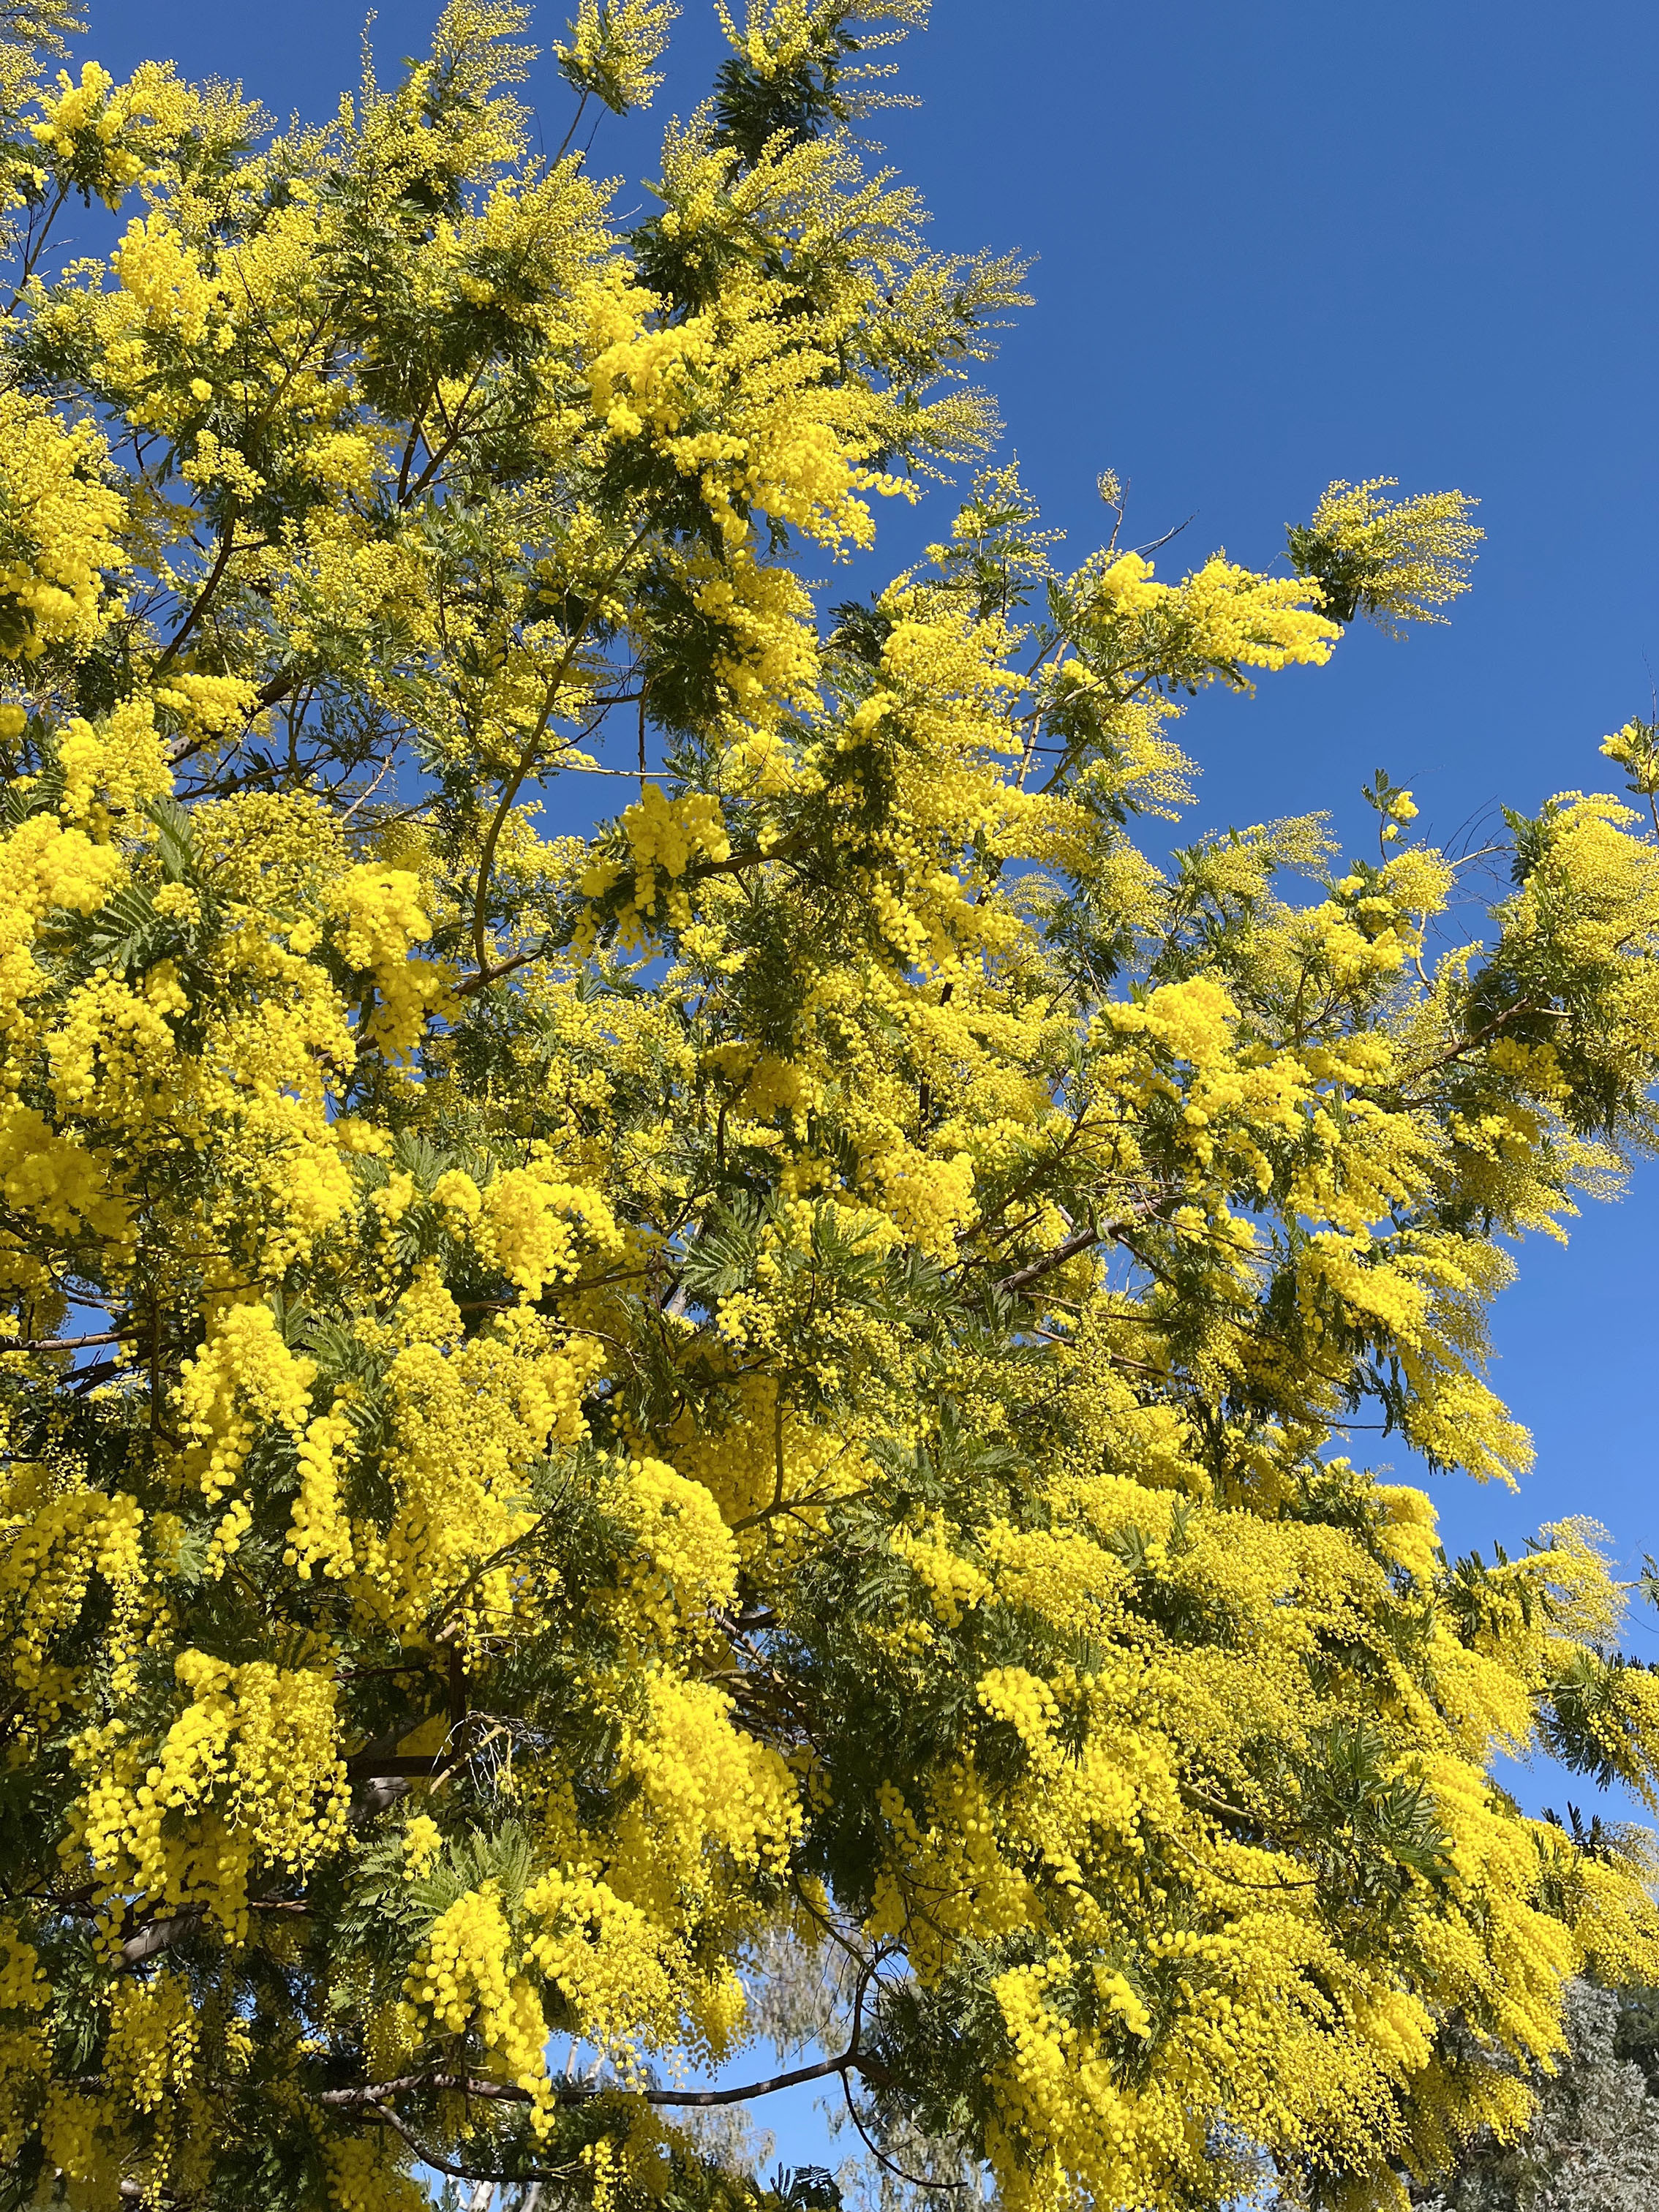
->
<box><xmin>4</xmin><ymin>4</ymin><xmax>1659</xmax><ymax>2210</ymax></box>
<box><xmin>1408</xmin><ymin>1976</ymin><xmax>1659</xmax><ymax>2212</ymax></box>
<box><xmin>1418</xmin><ymin>1977</ymin><xmax>1659</xmax><ymax>2212</ymax></box>
<box><xmin>1395</xmin><ymin>1811</ymin><xmax>1659</xmax><ymax>2212</ymax></box>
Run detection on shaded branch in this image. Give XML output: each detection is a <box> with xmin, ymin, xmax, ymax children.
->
<box><xmin>361</xmin><ymin>2099</ymin><xmax>579</xmax><ymax>2186</ymax></box>
<box><xmin>994</xmin><ymin>1221</ymin><xmax>1103</xmax><ymax>1295</ymax></box>
<box><xmin>154</xmin><ymin>514</ymin><xmax>242</xmax><ymax>673</ymax></box>
<box><xmin>319</xmin><ymin>2044</ymin><xmax>887</xmax><ymax>2117</ymax></box>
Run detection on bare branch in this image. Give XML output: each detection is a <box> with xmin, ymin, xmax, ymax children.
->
<box><xmin>5</xmin><ymin>1330</ymin><xmax>132</xmax><ymax>1352</ymax></box>
<box><xmin>320</xmin><ymin>2046</ymin><xmax>884</xmax><ymax>2116</ymax></box>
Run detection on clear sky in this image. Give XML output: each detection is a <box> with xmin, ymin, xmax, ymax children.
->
<box><xmin>78</xmin><ymin>0</ymin><xmax>1659</xmax><ymax>1818</ymax></box>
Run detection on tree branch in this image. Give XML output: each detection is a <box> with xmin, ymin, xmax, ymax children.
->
<box><xmin>320</xmin><ymin>2047</ymin><xmax>883</xmax><ymax>2116</ymax></box>
<box><xmin>6</xmin><ymin>1330</ymin><xmax>132</xmax><ymax>1352</ymax></box>
<box><xmin>118</xmin><ymin>1897</ymin><xmax>309</xmax><ymax>1963</ymax></box>
<box><xmin>685</xmin><ymin>832</ymin><xmax>807</xmax><ymax>881</ymax></box>
<box><xmin>993</xmin><ymin>1186</ymin><xmax>1181</xmax><ymax>1298</ymax></box>
<box><xmin>120</xmin><ymin>1913</ymin><xmax>201</xmax><ymax>1966</ymax></box>
<box><xmin>994</xmin><ymin>1221</ymin><xmax>1110</xmax><ymax>1296</ymax></box>
<box><xmin>343</xmin><ymin>1751</ymin><xmax>451</xmax><ymax>1783</ymax></box>
<box><xmin>154</xmin><ymin>514</ymin><xmax>241</xmax><ymax>673</ymax></box>
<box><xmin>360</xmin><ymin>2099</ymin><xmax>579</xmax><ymax>2186</ymax></box>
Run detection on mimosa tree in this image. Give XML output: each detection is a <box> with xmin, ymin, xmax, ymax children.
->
<box><xmin>4</xmin><ymin>4</ymin><xmax>1659</xmax><ymax>2208</ymax></box>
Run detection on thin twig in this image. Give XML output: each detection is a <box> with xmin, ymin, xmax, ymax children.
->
<box><xmin>154</xmin><ymin>514</ymin><xmax>241</xmax><ymax>672</ymax></box>
<box><xmin>4</xmin><ymin>1330</ymin><xmax>132</xmax><ymax>1352</ymax></box>
<box><xmin>362</xmin><ymin>2101</ymin><xmax>578</xmax><ymax>2186</ymax></box>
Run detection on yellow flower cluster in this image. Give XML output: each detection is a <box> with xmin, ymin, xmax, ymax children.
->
<box><xmin>0</xmin><ymin>1918</ymin><xmax>47</xmax><ymax>2014</ymax></box>
<box><xmin>103</xmin><ymin>1969</ymin><xmax>197</xmax><ymax>2115</ymax></box>
<box><xmin>1095</xmin><ymin>548</ymin><xmax>1342</xmax><ymax>675</ymax></box>
<box><xmin>405</xmin><ymin>1883</ymin><xmax>555</xmax><ymax>2128</ymax></box>
<box><xmin>287</xmin><ymin>1409</ymin><xmax>356</xmax><ymax>1580</ymax></box>
<box><xmin>72</xmin><ymin>1651</ymin><xmax>347</xmax><ymax>1946</ymax></box>
<box><xmin>1292</xmin><ymin>476</ymin><xmax>1484</xmax><ymax>629</ymax></box>
<box><xmin>56</xmin><ymin>700</ymin><xmax>173</xmax><ymax>830</ymax></box>
<box><xmin>1</xmin><ymin>1477</ymin><xmax>146</xmax><ymax>1709</ymax></box>
<box><xmin>611</xmin><ymin>1453</ymin><xmax>740</xmax><ymax>1641</ymax></box>
<box><xmin>326</xmin><ymin>2139</ymin><xmax>433</xmax><ymax>2212</ymax></box>
<box><xmin>329</xmin><ymin>866</ymin><xmax>453</xmax><ymax>1062</ymax></box>
<box><xmin>0</xmin><ymin>391</ymin><xmax>127</xmax><ymax>662</ymax></box>
<box><xmin>434</xmin><ymin>1162</ymin><xmax>622</xmax><ymax>1296</ymax></box>
<box><xmin>524</xmin><ymin>1864</ymin><xmax>679</xmax><ymax>2046</ymax></box>
<box><xmin>180</xmin><ymin>1302</ymin><xmax>316</xmax><ymax>1507</ymax></box>
<box><xmin>580</xmin><ymin>779</ymin><xmax>734</xmax><ymax>944</ymax></box>
<box><xmin>30</xmin><ymin>58</ymin><xmax>193</xmax><ymax>205</ymax></box>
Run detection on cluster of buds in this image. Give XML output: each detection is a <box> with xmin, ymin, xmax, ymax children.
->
<box><xmin>1361</xmin><ymin>765</ymin><xmax>1420</xmax><ymax>846</ymax></box>
<box><xmin>1600</xmin><ymin>716</ymin><xmax>1659</xmax><ymax>801</ymax></box>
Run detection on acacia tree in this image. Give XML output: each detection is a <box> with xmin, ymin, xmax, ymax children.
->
<box><xmin>6</xmin><ymin>2</ymin><xmax>1659</xmax><ymax>2208</ymax></box>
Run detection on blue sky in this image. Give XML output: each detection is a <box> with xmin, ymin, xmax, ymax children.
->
<box><xmin>82</xmin><ymin>0</ymin><xmax>1659</xmax><ymax>1823</ymax></box>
